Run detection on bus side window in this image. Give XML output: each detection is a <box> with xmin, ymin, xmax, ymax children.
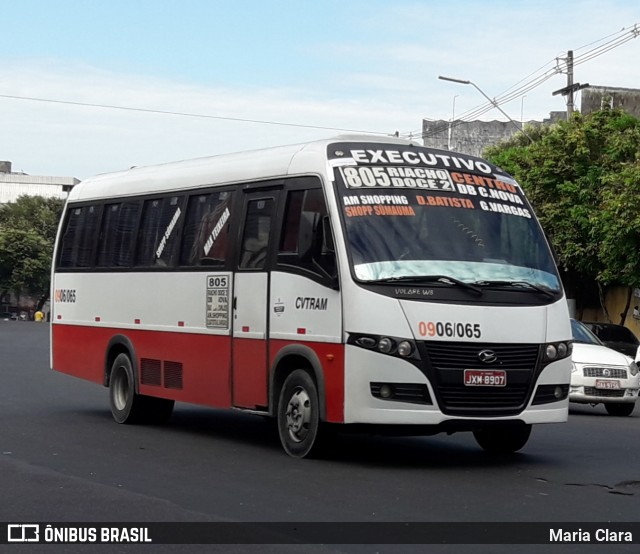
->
<box><xmin>278</xmin><ymin>188</ymin><xmax>336</xmax><ymax>279</ymax></box>
<box><xmin>58</xmin><ymin>205</ymin><xmax>101</xmax><ymax>268</ymax></box>
<box><xmin>180</xmin><ymin>191</ymin><xmax>233</xmax><ymax>267</ymax></box>
<box><xmin>239</xmin><ymin>198</ymin><xmax>274</xmax><ymax>270</ymax></box>
<box><xmin>135</xmin><ymin>196</ymin><xmax>183</xmax><ymax>268</ymax></box>
<box><xmin>96</xmin><ymin>202</ymin><xmax>140</xmax><ymax>268</ymax></box>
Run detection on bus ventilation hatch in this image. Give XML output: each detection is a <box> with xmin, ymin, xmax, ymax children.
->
<box><xmin>140</xmin><ymin>358</ymin><xmax>183</xmax><ymax>390</ymax></box>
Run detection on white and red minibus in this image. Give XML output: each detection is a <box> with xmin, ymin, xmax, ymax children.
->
<box><xmin>51</xmin><ymin>136</ymin><xmax>572</xmax><ymax>457</ymax></box>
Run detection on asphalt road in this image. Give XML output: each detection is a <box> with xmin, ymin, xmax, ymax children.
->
<box><xmin>1</xmin><ymin>322</ymin><xmax>639</xmax><ymax>553</ymax></box>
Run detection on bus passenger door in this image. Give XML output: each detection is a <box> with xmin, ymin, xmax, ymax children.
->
<box><xmin>232</xmin><ymin>190</ymin><xmax>278</xmax><ymax>409</ymax></box>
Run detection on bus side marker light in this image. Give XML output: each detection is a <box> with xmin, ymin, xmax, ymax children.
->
<box><xmin>297</xmin><ymin>328</ymin><xmax>307</xmax><ymax>335</ymax></box>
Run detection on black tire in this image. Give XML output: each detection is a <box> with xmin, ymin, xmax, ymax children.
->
<box><xmin>473</xmin><ymin>425</ymin><xmax>532</xmax><ymax>455</ymax></box>
<box><xmin>604</xmin><ymin>402</ymin><xmax>635</xmax><ymax>417</ymax></box>
<box><xmin>277</xmin><ymin>370</ymin><xmax>321</xmax><ymax>458</ymax></box>
<box><xmin>109</xmin><ymin>353</ymin><xmax>145</xmax><ymax>424</ymax></box>
<box><xmin>109</xmin><ymin>353</ymin><xmax>175</xmax><ymax>424</ymax></box>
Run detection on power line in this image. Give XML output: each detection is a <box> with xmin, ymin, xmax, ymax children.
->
<box><xmin>404</xmin><ymin>23</ymin><xmax>640</xmax><ymax>141</ymax></box>
<box><xmin>0</xmin><ymin>92</ymin><xmax>391</xmax><ymax>136</ymax></box>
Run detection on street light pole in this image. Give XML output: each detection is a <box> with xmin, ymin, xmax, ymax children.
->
<box><xmin>438</xmin><ymin>75</ymin><xmax>533</xmax><ymax>142</ymax></box>
<box><xmin>448</xmin><ymin>94</ymin><xmax>458</xmax><ymax>150</ymax></box>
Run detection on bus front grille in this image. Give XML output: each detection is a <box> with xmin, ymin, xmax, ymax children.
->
<box><xmin>420</xmin><ymin>341</ymin><xmax>541</xmax><ymax>416</ymax></box>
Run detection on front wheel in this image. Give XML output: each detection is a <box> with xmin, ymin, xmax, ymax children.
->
<box><xmin>473</xmin><ymin>425</ymin><xmax>532</xmax><ymax>455</ymax></box>
<box><xmin>277</xmin><ymin>370</ymin><xmax>321</xmax><ymax>458</ymax></box>
<box><xmin>604</xmin><ymin>402</ymin><xmax>635</xmax><ymax>417</ymax></box>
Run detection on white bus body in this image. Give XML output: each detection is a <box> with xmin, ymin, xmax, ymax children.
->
<box><xmin>51</xmin><ymin>136</ymin><xmax>572</xmax><ymax>457</ymax></box>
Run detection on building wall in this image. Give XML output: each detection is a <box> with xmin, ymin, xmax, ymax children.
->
<box><xmin>0</xmin><ymin>161</ymin><xmax>79</xmax><ymax>204</ymax></box>
<box><xmin>421</xmin><ymin>112</ymin><xmax>565</xmax><ymax>157</ymax></box>
<box><xmin>581</xmin><ymin>86</ymin><xmax>640</xmax><ymax>118</ymax></box>
<box><xmin>580</xmin><ymin>286</ymin><xmax>640</xmax><ymax>339</ymax></box>
<box><xmin>421</xmin><ymin>120</ymin><xmax>528</xmax><ymax>157</ymax></box>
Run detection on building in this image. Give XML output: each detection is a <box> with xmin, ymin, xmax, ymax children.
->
<box><xmin>421</xmin><ymin>112</ymin><xmax>566</xmax><ymax>157</ymax></box>
<box><xmin>422</xmin><ymin>85</ymin><xmax>640</xmax><ymax>157</ymax></box>
<box><xmin>0</xmin><ymin>160</ymin><xmax>79</xmax><ymax>204</ymax></box>
<box><xmin>581</xmin><ymin>85</ymin><xmax>640</xmax><ymax>118</ymax></box>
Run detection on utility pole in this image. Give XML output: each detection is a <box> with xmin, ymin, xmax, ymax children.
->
<box><xmin>566</xmin><ymin>50</ymin><xmax>574</xmax><ymax>117</ymax></box>
<box><xmin>552</xmin><ymin>49</ymin><xmax>589</xmax><ymax>119</ymax></box>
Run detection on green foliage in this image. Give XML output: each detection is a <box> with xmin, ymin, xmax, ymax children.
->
<box><xmin>484</xmin><ymin>108</ymin><xmax>640</xmax><ymax>292</ymax></box>
<box><xmin>0</xmin><ymin>195</ymin><xmax>65</xmax><ymax>244</ymax></box>
<box><xmin>0</xmin><ymin>228</ymin><xmax>51</xmax><ymax>296</ymax></box>
<box><xmin>0</xmin><ymin>195</ymin><xmax>65</xmax><ymax>299</ymax></box>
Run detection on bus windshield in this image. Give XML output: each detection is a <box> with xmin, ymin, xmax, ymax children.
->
<box><xmin>332</xmin><ymin>152</ymin><xmax>561</xmax><ymax>292</ymax></box>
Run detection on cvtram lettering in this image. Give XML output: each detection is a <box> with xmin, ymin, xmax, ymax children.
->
<box><xmin>295</xmin><ymin>297</ymin><xmax>328</xmax><ymax>310</ymax></box>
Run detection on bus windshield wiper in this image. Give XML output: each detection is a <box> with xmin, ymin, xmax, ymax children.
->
<box><xmin>368</xmin><ymin>274</ymin><xmax>483</xmax><ymax>295</ymax></box>
<box><xmin>473</xmin><ymin>280</ymin><xmax>556</xmax><ymax>298</ymax></box>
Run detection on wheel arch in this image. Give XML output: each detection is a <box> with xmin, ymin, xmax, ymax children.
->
<box><xmin>269</xmin><ymin>344</ymin><xmax>327</xmax><ymax>421</ymax></box>
<box><xmin>104</xmin><ymin>335</ymin><xmax>138</xmax><ymax>392</ymax></box>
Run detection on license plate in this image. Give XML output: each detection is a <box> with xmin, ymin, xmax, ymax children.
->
<box><xmin>595</xmin><ymin>379</ymin><xmax>620</xmax><ymax>390</ymax></box>
<box><xmin>464</xmin><ymin>369</ymin><xmax>507</xmax><ymax>387</ymax></box>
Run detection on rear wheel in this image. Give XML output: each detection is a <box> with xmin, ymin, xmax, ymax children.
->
<box><xmin>473</xmin><ymin>425</ymin><xmax>532</xmax><ymax>455</ymax></box>
<box><xmin>109</xmin><ymin>353</ymin><xmax>144</xmax><ymax>424</ymax></box>
<box><xmin>109</xmin><ymin>353</ymin><xmax>174</xmax><ymax>424</ymax></box>
<box><xmin>604</xmin><ymin>402</ymin><xmax>635</xmax><ymax>417</ymax></box>
<box><xmin>277</xmin><ymin>370</ymin><xmax>321</xmax><ymax>458</ymax></box>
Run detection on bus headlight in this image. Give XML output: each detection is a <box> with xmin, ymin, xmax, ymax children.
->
<box><xmin>630</xmin><ymin>362</ymin><xmax>639</xmax><ymax>376</ymax></box>
<box><xmin>397</xmin><ymin>341</ymin><xmax>413</xmax><ymax>357</ymax></box>
<box><xmin>349</xmin><ymin>334</ymin><xmax>420</xmax><ymax>361</ymax></box>
<box><xmin>378</xmin><ymin>337</ymin><xmax>394</xmax><ymax>353</ymax></box>
<box><xmin>545</xmin><ymin>344</ymin><xmax>558</xmax><ymax>360</ymax></box>
<box><xmin>543</xmin><ymin>341</ymin><xmax>572</xmax><ymax>363</ymax></box>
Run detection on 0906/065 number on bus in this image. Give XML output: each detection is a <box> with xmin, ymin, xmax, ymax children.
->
<box><xmin>418</xmin><ymin>321</ymin><xmax>482</xmax><ymax>339</ymax></box>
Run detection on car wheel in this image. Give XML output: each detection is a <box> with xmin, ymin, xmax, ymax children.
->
<box><xmin>473</xmin><ymin>425</ymin><xmax>532</xmax><ymax>455</ymax></box>
<box><xmin>604</xmin><ymin>402</ymin><xmax>635</xmax><ymax>417</ymax></box>
<box><xmin>277</xmin><ymin>370</ymin><xmax>321</xmax><ymax>458</ymax></box>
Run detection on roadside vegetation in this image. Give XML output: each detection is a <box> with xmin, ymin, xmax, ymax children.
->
<box><xmin>485</xmin><ymin>107</ymin><xmax>640</xmax><ymax>322</ymax></box>
<box><xmin>0</xmin><ymin>195</ymin><xmax>65</xmax><ymax>310</ymax></box>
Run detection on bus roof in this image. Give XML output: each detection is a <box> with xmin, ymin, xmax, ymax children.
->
<box><xmin>67</xmin><ymin>134</ymin><xmax>417</xmax><ymax>202</ymax></box>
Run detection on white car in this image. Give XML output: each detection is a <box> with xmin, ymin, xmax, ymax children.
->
<box><xmin>570</xmin><ymin>319</ymin><xmax>640</xmax><ymax>416</ymax></box>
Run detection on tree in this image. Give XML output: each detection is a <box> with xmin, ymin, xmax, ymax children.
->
<box><xmin>484</xmin><ymin>108</ymin><xmax>640</xmax><ymax>323</ymax></box>
<box><xmin>0</xmin><ymin>195</ymin><xmax>65</xmax><ymax>309</ymax></box>
<box><xmin>0</xmin><ymin>228</ymin><xmax>51</xmax><ymax>300</ymax></box>
<box><xmin>0</xmin><ymin>195</ymin><xmax>65</xmax><ymax>244</ymax></box>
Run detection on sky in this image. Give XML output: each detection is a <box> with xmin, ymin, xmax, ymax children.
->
<box><xmin>0</xmin><ymin>0</ymin><xmax>639</xmax><ymax>179</ymax></box>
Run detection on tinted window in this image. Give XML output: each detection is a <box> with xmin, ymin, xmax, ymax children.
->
<box><xmin>239</xmin><ymin>198</ymin><xmax>274</xmax><ymax>270</ymax></box>
<box><xmin>58</xmin><ymin>205</ymin><xmax>101</xmax><ymax>268</ymax></box>
<box><xmin>97</xmin><ymin>202</ymin><xmax>140</xmax><ymax>268</ymax></box>
<box><xmin>180</xmin><ymin>191</ymin><xmax>233</xmax><ymax>267</ymax></box>
<box><xmin>278</xmin><ymin>188</ymin><xmax>335</xmax><ymax>277</ymax></box>
<box><xmin>135</xmin><ymin>196</ymin><xmax>183</xmax><ymax>267</ymax></box>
